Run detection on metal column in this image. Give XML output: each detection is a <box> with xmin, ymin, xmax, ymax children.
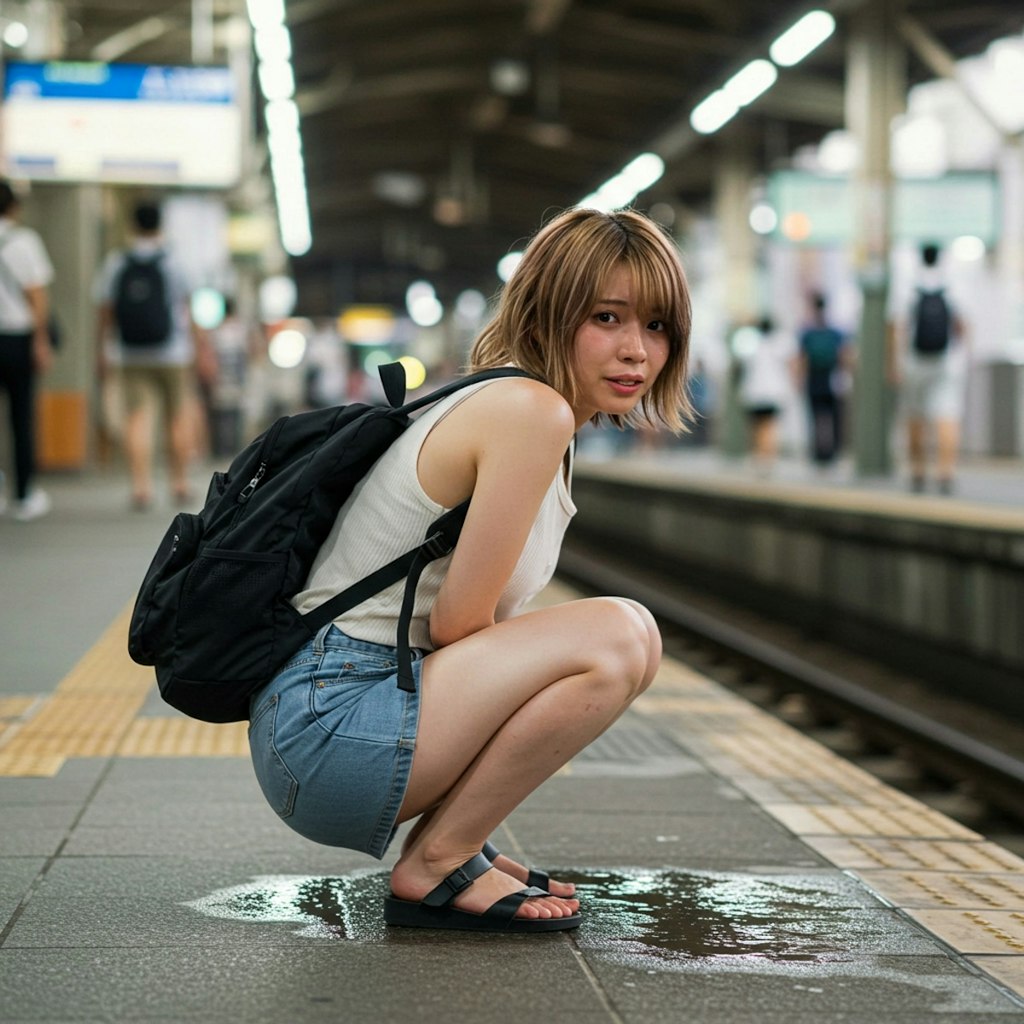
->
<box><xmin>846</xmin><ymin>0</ymin><xmax>906</xmax><ymax>476</ymax></box>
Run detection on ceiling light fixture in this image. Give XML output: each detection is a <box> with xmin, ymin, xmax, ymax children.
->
<box><xmin>247</xmin><ymin>1</ymin><xmax>311</xmax><ymax>256</ymax></box>
<box><xmin>769</xmin><ymin>10</ymin><xmax>836</xmax><ymax>68</ymax></box>
<box><xmin>579</xmin><ymin>152</ymin><xmax>665</xmax><ymax>212</ymax></box>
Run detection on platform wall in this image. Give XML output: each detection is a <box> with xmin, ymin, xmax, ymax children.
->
<box><xmin>569</xmin><ymin>464</ymin><xmax>1024</xmax><ymax>720</ymax></box>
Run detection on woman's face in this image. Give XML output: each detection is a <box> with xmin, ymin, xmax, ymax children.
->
<box><xmin>569</xmin><ymin>264</ymin><xmax>670</xmax><ymax>428</ymax></box>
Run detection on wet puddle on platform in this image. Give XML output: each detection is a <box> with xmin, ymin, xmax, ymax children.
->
<box><xmin>186</xmin><ymin>867</ymin><xmax>861</xmax><ymax>972</ymax></box>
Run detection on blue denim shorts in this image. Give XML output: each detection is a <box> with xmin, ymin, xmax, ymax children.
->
<box><xmin>247</xmin><ymin>625</ymin><xmax>423</xmax><ymax>859</ymax></box>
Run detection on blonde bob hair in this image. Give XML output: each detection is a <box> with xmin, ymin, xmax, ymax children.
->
<box><xmin>469</xmin><ymin>206</ymin><xmax>693</xmax><ymax>432</ymax></box>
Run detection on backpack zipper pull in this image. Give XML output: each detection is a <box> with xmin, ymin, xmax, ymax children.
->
<box><xmin>238</xmin><ymin>463</ymin><xmax>267</xmax><ymax>503</ymax></box>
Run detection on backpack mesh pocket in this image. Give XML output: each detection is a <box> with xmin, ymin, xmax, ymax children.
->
<box><xmin>174</xmin><ymin>548</ymin><xmax>289</xmax><ymax>683</ymax></box>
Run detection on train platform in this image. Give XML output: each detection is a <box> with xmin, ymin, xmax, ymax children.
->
<box><xmin>574</xmin><ymin>443</ymin><xmax>1024</xmax><ymax>511</ymax></box>
<box><xmin>2</xmin><ymin>469</ymin><xmax>1024</xmax><ymax>1023</ymax></box>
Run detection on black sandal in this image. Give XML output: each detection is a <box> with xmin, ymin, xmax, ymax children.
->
<box><xmin>383</xmin><ymin>852</ymin><xmax>581</xmax><ymax>933</ymax></box>
<box><xmin>481</xmin><ymin>840</ymin><xmax>554</xmax><ymax>892</ymax></box>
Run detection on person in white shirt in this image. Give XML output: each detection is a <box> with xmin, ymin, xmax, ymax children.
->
<box><xmin>887</xmin><ymin>243</ymin><xmax>968</xmax><ymax>494</ymax></box>
<box><xmin>738</xmin><ymin>316</ymin><xmax>798</xmax><ymax>475</ymax></box>
<box><xmin>0</xmin><ymin>180</ymin><xmax>55</xmax><ymax>521</ymax></box>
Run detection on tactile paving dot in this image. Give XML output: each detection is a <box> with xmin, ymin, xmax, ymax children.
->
<box><xmin>904</xmin><ymin>909</ymin><xmax>1024</xmax><ymax>954</ymax></box>
<box><xmin>856</xmin><ymin>871</ymin><xmax>1024</xmax><ymax>910</ymax></box>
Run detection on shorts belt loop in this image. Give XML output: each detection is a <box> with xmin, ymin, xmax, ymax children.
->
<box><xmin>313</xmin><ymin>623</ymin><xmax>333</xmax><ymax>654</ymax></box>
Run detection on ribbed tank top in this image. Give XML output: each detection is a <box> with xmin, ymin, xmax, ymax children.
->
<box><xmin>291</xmin><ymin>377</ymin><xmax>577</xmax><ymax>650</ymax></box>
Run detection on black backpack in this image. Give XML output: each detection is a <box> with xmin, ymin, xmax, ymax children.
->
<box><xmin>114</xmin><ymin>253</ymin><xmax>173</xmax><ymax>346</ymax></box>
<box><xmin>912</xmin><ymin>288</ymin><xmax>951</xmax><ymax>355</ymax></box>
<box><xmin>127</xmin><ymin>363</ymin><xmax>531</xmax><ymax>723</ymax></box>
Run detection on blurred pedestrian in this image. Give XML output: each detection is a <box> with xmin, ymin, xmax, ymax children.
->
<box><xmin>205</xmin><ymin>297</ymin><xmax>256</xmax><ymax>457</ymax></box>
<box><xmin>737</xmin><ymin>316</ymin><xmax>797</xmax><ymax>475</ymax></box>
<box><xmin>0</xmin><ymin>180</ymin><xmax>55</xmax><ymax>521</ymax></box>
<box><xmin>797</xmin><ymin>292</ymin><xmax>848</xmax><ymax>467</ymax></box>
<box><xmin>94</xmin><ymin>201</ymin><xmax>215</xmax><ymax>509</ymax></box>
<box><xmin>888</xmin><ymin>243</ymin><xmax>968</xmax><ymax>494</ymax></box>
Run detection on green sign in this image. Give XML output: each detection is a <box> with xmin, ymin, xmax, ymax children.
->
<box><xmin>767</xmin><ymin>171</ymin><xmax>999</xmax><ymax>245</ymax></box>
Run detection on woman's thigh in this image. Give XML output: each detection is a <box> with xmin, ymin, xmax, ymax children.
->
<box><xmin>402</xmin><ymin>596</ymin><xmax>654</xmax><ymax>815</ymax></box>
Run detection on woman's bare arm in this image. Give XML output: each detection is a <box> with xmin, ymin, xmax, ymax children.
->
<box><xmin>422</xmin><ymin>378</ymin><xmax>576</xmax><ymax>649</ymax></box>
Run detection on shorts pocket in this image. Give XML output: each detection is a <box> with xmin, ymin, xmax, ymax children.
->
<box><xmin>248</xmin><ymin>695</ymin><xmax>298</xmax><ymax>819</ymax></box>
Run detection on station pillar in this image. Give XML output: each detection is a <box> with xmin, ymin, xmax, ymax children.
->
<box><xmin>713</xmin><ymin>136</ymin><xmax>758</xmax><ymax>458</ymax></box>
<box><xmin>846</xmin><ymin>0</ymin><xmax>905</xmax><ymax>477</ymax></box>
<box><xmin>26</xmin><ymin>183</ymin><xmax>105</xmax><ymax>470</ymax></box>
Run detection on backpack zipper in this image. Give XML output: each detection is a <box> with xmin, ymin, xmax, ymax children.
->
<box><xmin>237</xmin><ymin>463</ymin><xmax>266</xmax><ymax>503</ymax></box>
<box><xmin>236</xmin><ymin>416</ymin><xmax>287</xmax><ymax>504</ymax></box>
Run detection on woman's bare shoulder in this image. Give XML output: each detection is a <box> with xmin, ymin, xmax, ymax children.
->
<box><xmin>459</xmin><ymin>375</ymin><xmax>575</xmax><ymax>437</ymax></box>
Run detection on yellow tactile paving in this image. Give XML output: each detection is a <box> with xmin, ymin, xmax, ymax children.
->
<box><xmin>118</xmin><ymin>717</ymin><xmax>250</xmax><ymax>757</ymax></box>
<box><xmin>0</xmin><ymin>696</ymin><xmax>38</xmax><ymax>721</ymax></box>
<box><xmin>858</xmin><ymin>871</ymin><xmax>1024</xmax><ymax>910</ymax></box>
<box><xmin>803</xmin><ymin>836</ymin><xmax>1024</xmax><ymax>873</ymax></box>
<box><xmin>727</xmin><ymin>775</ymin><xmax>926</xmax><ymax>809</ymax></box>
<box><xmin>0</xmin><ymin>603</ymin><xmax>258</xmax><ymax>774</ymax></box>
<box><xmin>970</xmin><ymin>957</ymin><xmax>1024</xmax><ymax>996</ymax></box>
<box><xmin>0</xmin><ymin>751</ymin><xmax>68</xmax><ymax>776</ymax></box>
<box><xmin>0</xmin><ymin>605</ymin><xmax>157</xmax><ymax>776</ymax></box>
<box><xmin>905</xmin><ymin>910</ymin><xmax>1024</xmax><ymax>954</ymax></box>
<box><xmin>762</xmin><ymin>804</ymin><xmax>981</xmax><ymax>841</ymax></box>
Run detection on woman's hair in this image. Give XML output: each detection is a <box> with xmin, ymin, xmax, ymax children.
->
<box><xmin>469</xmin><ymin>206</ymin><xmax>693</xmax><ymax>432</ymax></box>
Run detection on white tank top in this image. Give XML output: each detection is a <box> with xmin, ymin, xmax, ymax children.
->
<box><xmin>291</xmin><ymin>377</ymin><xmax>577</xmax><ymax>650</ymax></box>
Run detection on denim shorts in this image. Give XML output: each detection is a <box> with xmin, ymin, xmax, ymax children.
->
<box><xmin>247</xmin><ymin>625</ymin><xmax>423</xmax><ymax>859</ymax></box>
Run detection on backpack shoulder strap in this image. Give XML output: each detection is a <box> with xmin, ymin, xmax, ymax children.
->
<box><xmin>399</xmin><ymin>365</ymin><xmax>537</xmax><ymax>415</ymax></box>
<box><xmin>377</xmin><ymin>363</ymin><xmax>535</xmax><ymax>411</ymax></box>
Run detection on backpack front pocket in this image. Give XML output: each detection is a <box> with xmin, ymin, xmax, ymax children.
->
<box><xmin>174</xmin><ymin>548</ymin><xmax>289</xmax><ymax>683</ymax></box>
<box><xmin>128</xmin><ymin>512</ymin><xmax>203</xmax><ymax>664</ymax></box>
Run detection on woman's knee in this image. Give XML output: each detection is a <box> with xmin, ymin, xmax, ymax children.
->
<box><xmin>586</xmin><ymin>597</ymin><xmax>660</xmax><ymax>695</ymax></box>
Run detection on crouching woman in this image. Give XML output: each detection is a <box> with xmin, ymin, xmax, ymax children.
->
<box><xmin>249</xmin><ymin>206</ymin><xmax>693</xmax><ymax>932</ymax></box>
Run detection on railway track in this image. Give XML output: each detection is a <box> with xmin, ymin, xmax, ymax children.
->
<box><xmin>556</xmin><ymin>542</ymin><xmax>1024</xmax><ymax>847</ymax></box>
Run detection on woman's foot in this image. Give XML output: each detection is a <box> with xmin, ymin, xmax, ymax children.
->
<box><xmin>390</xmin><ymin>850</ymin><xmax>579</xmax><ymax>921</ymax></box>
<box><xmin>483</xmin><ymin>842</ymin><xmax>576</xmax><ymax>898</ymax></box>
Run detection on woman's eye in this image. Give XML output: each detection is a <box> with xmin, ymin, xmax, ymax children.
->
<box><xmin>595</xmin><ymin>311</ymin><xmax>617</xmax><ymax>323</ymax></box>
<box><xmin>648</xmin><ymin>319</ymin><xmax>666</xmax><ymax>332</ymax></box>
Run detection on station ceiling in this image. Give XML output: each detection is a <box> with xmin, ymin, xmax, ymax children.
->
<box><xmin>62</xmin><ymin>0</ymin><xmax>1024</xmax><ymax>315</ymax></box>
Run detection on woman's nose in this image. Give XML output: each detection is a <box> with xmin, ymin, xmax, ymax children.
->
<box><xmin>619</xmin><ymin>324</ymin><xmax>646</xmax><ymax>360</ymax></box>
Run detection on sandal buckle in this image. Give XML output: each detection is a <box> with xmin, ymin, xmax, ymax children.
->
<box><xmin>444</xmin><ymin>867</ymin><xmax>473</xmax><ymax>895</ymax></box>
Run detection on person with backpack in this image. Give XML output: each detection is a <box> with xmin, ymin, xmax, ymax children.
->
<box><xmin>94</xmin><ymin>201</ymin><xmax>214</xmax><ymax>510</ymax></box>
<box><xmin>797</xmin><ymin>291</ymin><xmax>850</xmax><ymax>467</ymax></box>
<box><xmin>243</xmin><ymin>207</ymin><xmax>692</xmax><ymax>932</ymax></box>
<box><xmin>887</xmin><ymin>243</ymin><xmax>967</xmax><ymax>494</ymax></box>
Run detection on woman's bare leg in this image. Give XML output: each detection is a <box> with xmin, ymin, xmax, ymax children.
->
<box><xmin>390</xmin><ymin>596</ymin><xmax>660</xmax><ymax>920</ymax></box>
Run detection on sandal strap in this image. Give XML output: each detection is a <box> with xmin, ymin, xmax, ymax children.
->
<box><xmin>485</xmin><ymin>886</ymin><xmax>550</xmax><ymax>924</ymax></box>
<box><xmin>421</xmin><ymin>852</ymin><xmax>493</xmax><ymax>908</ymax></box>
<box><xmin>526</xmin><ymin>868</ymin><xmax>551</xmax><ymax>890</ymax></box>
<box><xmin>482</xmin><ymin>840</ymin><xmax>551</xmax><ymax>892</ymax></box>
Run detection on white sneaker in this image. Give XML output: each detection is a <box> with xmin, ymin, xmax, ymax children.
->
<box><xmin>12</xmin><ymin>488</ymin><xmax>51</xmax><ymax>521</ymax></box>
